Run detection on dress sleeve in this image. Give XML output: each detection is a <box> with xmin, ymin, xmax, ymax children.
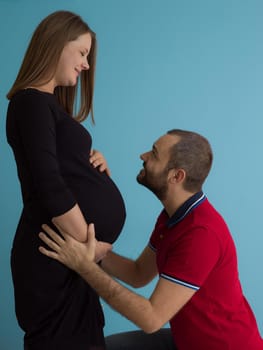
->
<box><xmin>15</xmin><ymin>93</ymin><xmax>77</xmax><ymax>217</ymax></box>
<box><xmin>160</xmin><ymin>226</ymin><xmax>221</xmax><ymax>290</ymax></box>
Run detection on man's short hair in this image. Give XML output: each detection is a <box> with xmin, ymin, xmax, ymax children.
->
<box><xmin>167</xmin><ymin>129</ymin><xmax>213</xmax><ymax>192</ymax></box>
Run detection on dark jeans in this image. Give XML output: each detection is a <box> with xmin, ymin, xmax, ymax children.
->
<box><xmin>105</xmin><ymin>328</ymin><xmax>176</xmax><ymax>350</ymax></box>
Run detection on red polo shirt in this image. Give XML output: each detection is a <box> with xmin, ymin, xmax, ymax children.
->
<box><xmin>149</xmin><ymin>192</ymin><xmax>263</xmax><ymax>350</ymax></box>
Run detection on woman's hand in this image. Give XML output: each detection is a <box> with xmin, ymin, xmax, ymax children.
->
<box><xmin>90</xmin><ymin>149</ymin><xmax>111</xmax><ymax>176</ymax></box>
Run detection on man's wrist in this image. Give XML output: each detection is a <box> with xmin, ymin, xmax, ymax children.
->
<box><xmin>79</xmin><ymin>260</ymin><xmax>97</xmax><ymax>278</ymax></box>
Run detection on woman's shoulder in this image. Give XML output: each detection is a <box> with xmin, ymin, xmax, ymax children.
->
<box><xmin>7</xmin><ymin>88</ymin><xmax>62</xmax><ymax>124</ymax></box>
<box><xmin>10</xmin><ymin>88</ymin><xmax>62</xmax><ymax>114</ymax></box>
<box><xmin>11</xmin><ymin>88</ymin><xmax>56</xmax><ymax>107</ymax></box>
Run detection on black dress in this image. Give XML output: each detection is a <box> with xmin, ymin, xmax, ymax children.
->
<box><xmin>6</xmin><ymin>88</ymin><xmax>126</xmax><ymax>350</ymax></box>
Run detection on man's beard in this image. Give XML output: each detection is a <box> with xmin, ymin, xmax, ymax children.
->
<box><xmin>137</xmin><ymin>168</ymin><xmax>168</xmax><ymax>201</ymax></box>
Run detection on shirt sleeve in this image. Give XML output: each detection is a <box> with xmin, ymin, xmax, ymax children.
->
<box><xmin>160</xmin><ymin>226</ymin><xmax>221</xmax><ymax>290</ymax></box>
<box><xmin>15</xmin><ymin>93</ymin><xmax>77</xmax><ymax>217</ymax></box>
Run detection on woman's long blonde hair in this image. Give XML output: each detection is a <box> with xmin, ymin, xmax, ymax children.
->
<box><xmin>7</xmin><ymin>10</ymin><xmax>97</xmax><ymax>122</ymax></box>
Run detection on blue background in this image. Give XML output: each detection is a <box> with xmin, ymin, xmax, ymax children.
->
<box><xmin>1</xmin><ymin>1</ymin><xmax>263</xmax><ymax>348</ymax></box>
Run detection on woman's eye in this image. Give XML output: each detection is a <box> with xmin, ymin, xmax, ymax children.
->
<box><xmin>80</xmin><ymin>51</ymin><xmax>85</xmax><ymax>57</ymax></box>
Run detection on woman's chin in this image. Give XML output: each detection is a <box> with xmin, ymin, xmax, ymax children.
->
<box><xmin>64</xmin><ymin>77</ymin><xmax>78</xmax><ymax>87</ymax></box>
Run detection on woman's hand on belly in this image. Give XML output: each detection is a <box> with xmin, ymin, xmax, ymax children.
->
<box><xmin>89</xmin><ymin>149</ymin><xmax>111</xmax><ymax>176</ymax></box>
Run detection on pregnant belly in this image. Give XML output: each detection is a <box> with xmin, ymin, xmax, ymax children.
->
<box><xmin>68</xmin><ymin>175</ymin><xmax>126</xmax><ymax>243</ymax></box>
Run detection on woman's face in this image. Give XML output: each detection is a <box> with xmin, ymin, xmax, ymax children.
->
<box><xmin>54</xmin><ymin>32</ymin><xmax>92</xmax><ymax>87</ymax></box>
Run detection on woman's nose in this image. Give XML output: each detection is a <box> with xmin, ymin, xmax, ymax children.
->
<box><xmin>82</xmin><ymin>60</ymin><xmax>89</xmax><ymax>70</ymax></box>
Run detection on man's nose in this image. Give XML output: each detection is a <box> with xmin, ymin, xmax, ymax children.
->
<box><xmin>140</xmin><ymin>152</ymin><xmax>147</xmax><ymax>161</ymax></box>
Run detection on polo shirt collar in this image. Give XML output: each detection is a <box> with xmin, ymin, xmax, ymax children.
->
<box><xmin>167</xmin><ymin>191</ymin><xmax>206</xmax><ymax>228</ymax></box>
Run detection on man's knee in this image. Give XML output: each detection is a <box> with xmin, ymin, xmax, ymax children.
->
<box><xmin>105</xmin><ymin>329</ymin><xmax>175</xmax><ymax>350</ymax></box>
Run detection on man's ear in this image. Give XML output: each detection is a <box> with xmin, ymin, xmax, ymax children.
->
<box><xmin>168</xmin><ymin>168</ymin><xmax>186</xmax><ymax>184</ymax></box>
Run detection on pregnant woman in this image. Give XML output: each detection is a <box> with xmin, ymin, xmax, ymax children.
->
<box><xmin>6</xmin><ymin>10</ymin><xmax>126</xmax><ymax>350</ymax></box>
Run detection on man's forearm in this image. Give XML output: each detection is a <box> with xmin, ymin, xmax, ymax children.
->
<box><xmin>101</xmin><ymin>251</ymin><xmax>142</xmax><ymax>287</ymax></box>
<box><xmin>80</xmin><ymin>262</ymin><xmax>160</xmax><ymax>333</ymax></box>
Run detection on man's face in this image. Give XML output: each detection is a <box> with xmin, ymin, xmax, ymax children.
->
<box><xmin>137</xmin><ymin>134</ymin><xmax>179</xmax><ymax>201</ymax></box>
